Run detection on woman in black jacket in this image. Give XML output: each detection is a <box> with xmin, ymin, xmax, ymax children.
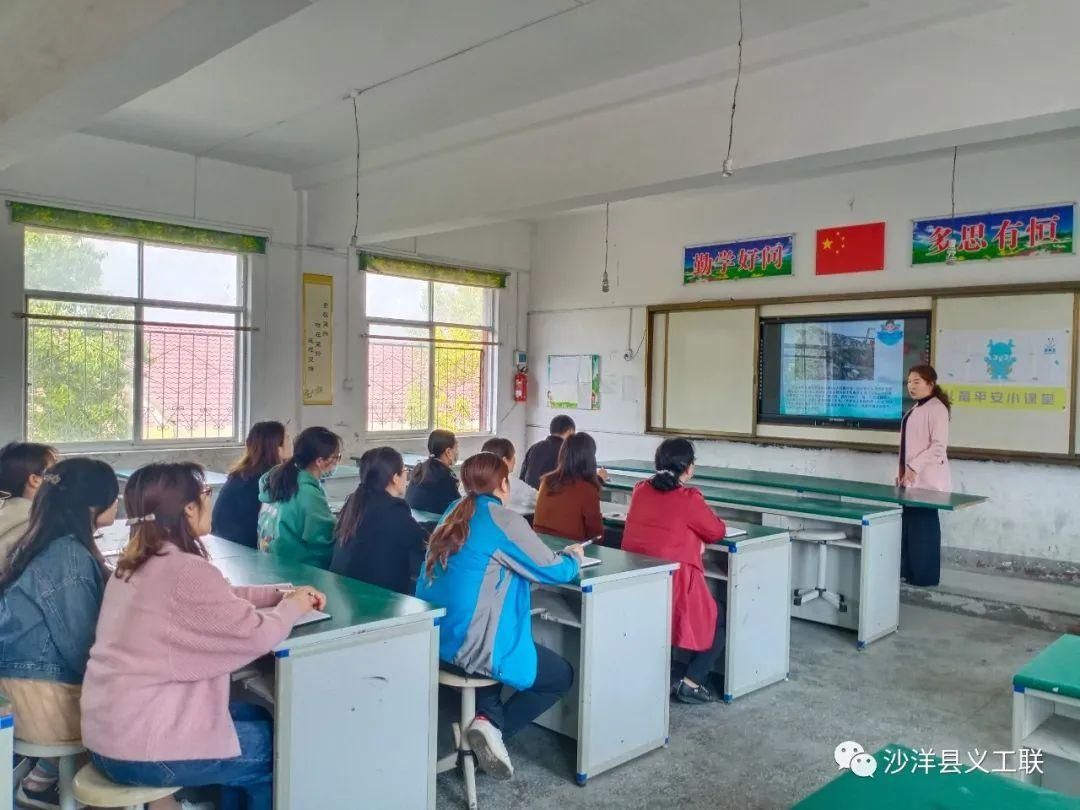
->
<box><xmin>405</xmin><ymin>429</ymin><xmax>460</xmax><ymax>515</ymax></box>
<box><xmin>211</xmin><ymin>421</ymin><xmax>291</xmax><ymax>547</ymax></box>
<box><xmin>331</xmin><ymin>447</ymin><xmax>427</xmax><ymax>595</ymax></box>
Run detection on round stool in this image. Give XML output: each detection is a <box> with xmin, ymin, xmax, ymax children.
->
<box><xmin>72</xmin><ymin>762</ymin><xmax>180</xmax><ymax>809</ymax></box>
<box><xmin>792</xmin><ymin>529</ymin><xmax>850</xmax><ymax>613</ymax></box>
<box><xmin>13</xmin><ymin>739</ymin><xmax>85</xmax><ymax>810</ymax></box>
<box><xmin>437</xmin><ymin>669</ymin><xmax>499</xmax><ymax>810</ymax></box>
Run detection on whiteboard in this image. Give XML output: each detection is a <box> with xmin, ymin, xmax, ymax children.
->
<box><xmin>659</xmin><ymin>308</ymin><xmax>756</xmax><ymax>435</ymax></box>
<box><xmin>934</xmin><ymin>293</ymin><xmax>1075</xmax><ymax>454</ymax></box>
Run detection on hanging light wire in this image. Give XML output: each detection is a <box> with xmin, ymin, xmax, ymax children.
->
<box><xmin>722</xmin><ymin>0</ymin><xmax>744</xmax><ymax>176</ymax></box>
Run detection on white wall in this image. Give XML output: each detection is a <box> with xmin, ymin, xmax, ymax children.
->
<box><xmin>528</xmin><ymin>132</ymin><xmax>1080</xmax><ymax>565</ymax></box>
<box><xmin>302</xmin><ymin>222</ymin><xmax>533</xmax><ymax>461</ymax></box>
<box><xmin>0</xmin><ymin>133</ymin><xmax>299</xmax><ymax>468</ymax></box>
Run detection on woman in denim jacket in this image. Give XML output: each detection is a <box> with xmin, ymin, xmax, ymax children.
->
<box><xmin>0</xmin><ymin>458</ymin><xmax>118</xmax><ymax>807</ymax></box>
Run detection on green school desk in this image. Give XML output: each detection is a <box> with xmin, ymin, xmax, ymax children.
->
<box><xmin>602</xmin><ymin>473</ymin><xmax>902</xmax><ymax>649</ymax></box>
<box><xmin>212</xmin><ymin>547</ymin><xmax>444</xmax><ymax>809</ymax></box>
<box><xmin>530</xmin><ymin>534</ymin><xmax>677</xmax><ymax>784</ymax></box>
<box><xmin>601</xmin><ymin>503</ymin><xmax>791</xmax><ymax>702</ymax></box>
<box><xmin>601</xmin><ymin>459</ymin><xmax>987</xmax><ymax>511</ymax></box>
<box><xmin>793</xmin><ymin>744</ymin><xmax>1080</xmax><ymax>809</ymax></box>
<box><xmin>1013</xmin><ymin>634</ymin><xmax>1080</xmax><ymax>796</ymax></box>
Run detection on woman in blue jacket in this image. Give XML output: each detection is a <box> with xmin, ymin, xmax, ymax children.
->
<box><xmin>416</xmin><ymin>452</ymin><xmax>585</xmax><ymax>781</ymax></box>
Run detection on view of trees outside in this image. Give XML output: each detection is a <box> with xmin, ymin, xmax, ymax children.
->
<box><xmin>24</xmin><ymin>229</ymin><xmax>239</xmax><ymax>445</ymax></box>
<box><xmin>367</xmin><ymin>276</ymin><xmax>492</xmax><ymax>434</ymax></box>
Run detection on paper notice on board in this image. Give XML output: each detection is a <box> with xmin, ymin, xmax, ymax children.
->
<box><xmin>547</xmin><ymin>355</ymin><xmax>600</xmax><ymax>409</ymax></box>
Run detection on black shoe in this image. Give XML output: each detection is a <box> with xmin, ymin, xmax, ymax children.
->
<box><xmin>674</xmin><ymin>680</ymin><xmax>717</xmax><ymax>704</ymax></box>
<box><xmin>16</xmin><ymin>781</ymin><xmax>59</xmax><ymax>810</ymax></box>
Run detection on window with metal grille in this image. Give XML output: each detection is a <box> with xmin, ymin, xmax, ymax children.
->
<box><xmin>23</xmin><ymin>228</ymin><xmax>247</xmax><ymax>447</ymax></box>
<box><xmin>365</xmin><ymin>274</ymin><xmax>495</xmax><ymax>435</ymax></box>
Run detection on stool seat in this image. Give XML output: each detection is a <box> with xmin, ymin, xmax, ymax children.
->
<box><xmin>72</xmin><ymin>763</ymin><xmax>180</xmax><ymax>807</ymax></box>
<box><xmin>13</xmin><ymin>738</ymin><xmax>85</xmax><ymax>758</ymax></box>
<box><xmin>792</xmin><ymin>530</ymin><xmax>847</xmax><ymax>542</ymax></box>
<box><xmin>438</xmin><ymin>670</ymin><xmax>497</xmax><ymax>689</ymax></box>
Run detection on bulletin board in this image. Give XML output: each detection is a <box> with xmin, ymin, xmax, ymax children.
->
<box><xmin>933</xmin><ymin>292</ymin><xmax>1075</xmax><ymax>455</ymax></box>
<box><xmin>302</xmin><ymin>273</ymin><xmax>333</xmax><ymax>406</ymax></box>
<box><xmin>546</xmin><ymin>354</ymin><xmax>600</xmax><ymax>410</ymax></box>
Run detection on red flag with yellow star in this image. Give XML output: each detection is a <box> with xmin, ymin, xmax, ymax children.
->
<box><xmin>815</xmin><ymin>222</ymin><xmax>886</xmax><ymax>275</ymax></box>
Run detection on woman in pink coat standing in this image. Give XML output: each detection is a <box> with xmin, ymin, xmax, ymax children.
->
<box><xmin>897</xmin><ymin>364</ymin><xmax>952</xmax><ymax>586</ymax></box>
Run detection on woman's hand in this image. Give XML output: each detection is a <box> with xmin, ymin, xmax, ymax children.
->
<box><xmin>597</xmin><ymin>467</ymin><xmax>610</xmax><ymax>482</ymax></box>
<box><xmin>286</xmin><ymin>586</ymin><xmax>326</xmax><ymax>611</ymax></box>
<box><xmin>901</xmin><ymin>468</ymin><xmax>917</xmax><ymax>487</ymax></box>
<box><xmin>562</xmin><ymin>543</ymin><xmax>587</xmax><ymax>563</ymax></box>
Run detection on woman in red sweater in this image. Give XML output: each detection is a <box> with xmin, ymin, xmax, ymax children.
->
<box><xmin>621</xmin><ymin>439</ymin><xmax>727</xmax><ymax>704</ymax></box>
<box><xmin>533</xmin><ymin>432</ymin><xmax>605</xmax><ymax>542</ymax></box>
<box><xmin>82</xmin><ymin>463</ymin><xmax>325</xmax><ymax>810</ymax></box>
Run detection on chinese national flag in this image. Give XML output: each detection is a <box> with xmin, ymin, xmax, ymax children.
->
<box><xmin>816</xmin><ymin>222</ymin><xmax>886</xmax><ymax>275</ymax></box>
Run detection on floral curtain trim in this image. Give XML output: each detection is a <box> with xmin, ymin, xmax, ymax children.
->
<box><xmin>360</xmin><ymin>251</ymin><xmax>507</xmax><ymax>289</ymax></box>
<box><xmin>9</xmin><ymin>202</ymin><xmax>267</xmax><ymax>254</ymax></box>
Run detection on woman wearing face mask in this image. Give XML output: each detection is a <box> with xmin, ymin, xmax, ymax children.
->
<box><xmin>331</xmin><ymin>447</ymin><xmax>428</xmax><ymax>595</ymax></box>
<box><xmin>897</xmin><ymin>364</ymin><xmax>952</xmax><ymax>587</ymax></box>
<box><xmin>82</xmin><ymin>463</ymin><xmax>324</xmax><ymax>810</ymax></box>
<box><xmin>257</xmin><ymin>426</ymin><xmax>342</xmax><ymax>568</ymax></box>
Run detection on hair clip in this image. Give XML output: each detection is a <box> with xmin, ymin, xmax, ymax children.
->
<box><xmin>125</xmin><ymin>513</ymin><xmax>156</xmax><ymax>526</ymax></box>
<box><xmin>42</xmin><ymin>473</ymin><xmax>61</xmax><ymax>485</ymax></box>
<box><xmin>655</xmin><ymin>469</ymin><xmax>676</xmax><ymax>477</ymax></box>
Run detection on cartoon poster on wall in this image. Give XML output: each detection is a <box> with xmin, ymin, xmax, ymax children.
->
<box><xmin>936</xmin><ymin>329</ymin><xmax>1069</xmax><ymax>410</ymax></box>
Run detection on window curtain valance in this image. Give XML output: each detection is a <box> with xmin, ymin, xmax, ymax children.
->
<box><xmin>359</xmin><ymin>251</ymin><xmax>507</xmax><ymax>289</ymax></box>
<box><xmin>8</xmin><ymin>202</ymin><xmax>268</xmax><ymax>254</ymax></box>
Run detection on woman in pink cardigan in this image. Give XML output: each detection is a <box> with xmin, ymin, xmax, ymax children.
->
<box><xmin>81</xmin><ymin>463</ymin><xmax>325</xmax><ymax>810</ymax></box>
<box><xmin>897</xmin><ymin>364</ymin><xmax>952</xmax><ymax>587</ymax></box>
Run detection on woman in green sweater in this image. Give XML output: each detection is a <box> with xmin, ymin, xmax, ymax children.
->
<box><xmin>257</xmin><ymin>426</ymin><xmax>342</xmax><ymax>568</ymax></box>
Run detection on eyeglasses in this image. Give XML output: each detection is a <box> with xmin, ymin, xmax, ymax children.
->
<box><xmin>200</xmin><ymin>485</ymin><xmax>213</xmax><ymax>498</ymax></box>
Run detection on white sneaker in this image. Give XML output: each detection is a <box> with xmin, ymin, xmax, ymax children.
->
<box><xmin>466</xmin><ymin>717</ymin><xmax>514</xmax><ymax>780</ymax></box>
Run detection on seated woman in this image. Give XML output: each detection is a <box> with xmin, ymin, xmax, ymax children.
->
<box><xmin>532</xmin><ymin>432</ymin><xmax>604</xmax><ymax>542</ymax></box>
<box><xmin>331</xmin><ymin>447</ymin><xmax>427</xmax><ymax>595</ymax></box>
<box><xmin>0</xmin><ymin>458</ymin><xmax>117</xmax><ymax>809</ymax></box>
<box><xmin>213</xmin><ymin>421</ymin><xmax>292</xmax><ymax>548</ymax></box>
<box><xmin>415</xmin><ymin>452</ymin><xmax>585</xmax><ymax>780</ymax></box>
<box><xmin>405</xmin><ymin>429</ymin><xmax>460</xmax><ymax>515</ymax></box>
<box><xmin>81</xmin><ymin>462</ymin><xmax>325</xmax><ymax>810</ymax></box>
<box><xmin>621</xmin><ymin>438</ymin><xmax>727</xmax><ymax>705</ymax></box>
<box><xmin>257</xmin><ymin>426</ymin><xmax>342</xmax><ymax>568</ymax></box>
<box><xmin>480</xmin><ymin>437</ymin><xmax>537</xmax><ymax>511</ymax></box>
<box><xmin>0</xmin><ymin>441</ymin><xmax>57</xmax><ymax>570</ymax></box>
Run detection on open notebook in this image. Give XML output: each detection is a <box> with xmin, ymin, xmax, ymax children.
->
<box><xmin>579</xmin><ymin>557</ymin><xmax>602</xmax><ymax>569</ymax></box>
<box><xmin>294</xmin><ymin>609</ymin><xmax>332</xmax><ymax>627</ymax></box>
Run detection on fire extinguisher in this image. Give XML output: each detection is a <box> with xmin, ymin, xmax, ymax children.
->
<box><xmin>513</xmin><ymin>369</ymin><xmax>528</xmax><ymax>403</ymax></box>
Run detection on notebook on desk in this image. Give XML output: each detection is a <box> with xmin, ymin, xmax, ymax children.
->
<box><xmin>724</xmin><ymin>526</ymin><xmax>747</xmax><ymax>538</ymax></box>
<box><xmin>294</xmin><ymin>609</ymin><xmax>331</xmax><ymax>627</ymax></box>
<box><xmin>579</xmin><ymin>557</ymin><xmax>602</xmax><ymax>569</ymax></box>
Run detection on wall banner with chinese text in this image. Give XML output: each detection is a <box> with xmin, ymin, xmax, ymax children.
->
<box><xmin>684</xmin><ymin>233</ymin><xmax>794</xmax><ymax>283</ymax></box>
<box><xmin>937</xmin><ymin>329</ymin><xmax>1069</xmax><ymax>411</ymax></box>
<box><xmin>912</xmin><ymin>204</ymin><xmax>1074</xmax><ymax>265</ymax></box>
<box><xmin>302</xmin><ymin>273</ymin><xmax>333</xmax><ymax>406</ymax></box>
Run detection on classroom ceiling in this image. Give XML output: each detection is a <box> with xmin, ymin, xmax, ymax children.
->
<box><xmin>80</xmin><ymin>0</ymin><xmax>866</xmax><ymax>174</ymax></box>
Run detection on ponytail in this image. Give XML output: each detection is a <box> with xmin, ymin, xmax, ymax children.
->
<box><xmin>412</xmin><ymin>429</ymin><xmax>457</xmax><ymax>485</ymax></box>
<box><xmin>650</xmin><ymin>438</ymin><xmax>695</xmax><ymax>492</ymax></box>
<box><xmin>335</xmin><ymin>447</ymin><xmax>404</xmax><ymax>545</ymax></box>
<box><xmin>424</xmin><ymin>452</ymin><xmax>506</xmax><ymax>581</ymax></box>
<box><xmin>264</xmin><ymin>426</ymin><xmax>341</xmax><ymax>502</ymax></box>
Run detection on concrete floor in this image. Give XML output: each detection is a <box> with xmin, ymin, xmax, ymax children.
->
<box><xmin>435</xmin><ymin>604</ymin><xmax>1059</xmax><ymax>809</ymax></box>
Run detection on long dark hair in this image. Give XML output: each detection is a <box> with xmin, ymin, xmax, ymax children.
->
<box><xmin>542</xmin><ymin>432</ymin><xmax>600</xmax><ymax>494</ymax></box>
<box><xmin>0</xmin><ymin>442</ymin><xmax>57</xmax><ymax>498</ymax></box>
<box><xmin>908</xmin><ymin>364</ymin><xmax>951</xmax><ymax>413</ymax></box>
<box><xmin>0</xmin><ymin>458</ymin><xmax>116</xmax><ymax>592</ymax></box>
<box><xmin>335</xmin><ymin>447</ymin><xmax>405</xmax><ymax>545</ymax></box>
<box><xmin>230</xmin><ymin>421</ymin><xmax>287</xmax><ymax>480</ymax></box>
<box><xmin>411</xmin><ymin>429</ymin><xmax>457</xmax><ymax>485</ymax></box>
<box><xmin>115</xmin><ymin>463</ymin><xmax>209</xmax><ymax>580</ymax></box>
<box><xmin>425</xmin><ymin>453</ymin><xmax>506</xmax><ymax>580</ymax></box>
<box><xmin>650</xmin><ymin>438</ymin><xmax>695</xmax><ymax>493</ymax></box>
<box><xmin>264</xmin><ymin>426</ymin><xmax>341</xmax><ymax>502</ymax></box>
